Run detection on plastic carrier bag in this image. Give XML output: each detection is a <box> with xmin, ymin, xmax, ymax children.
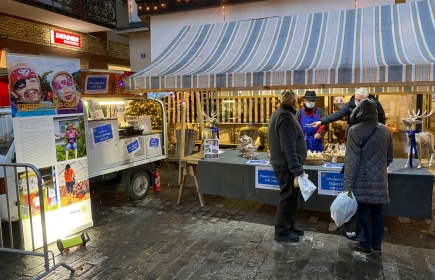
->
<box><xmin>330</xmin><ymin>191</ymin><xmax>358</xmax><ymax>227</ymax></box>
<box><xmin>297</xmin><ymin>173</ymin><xmax>317</xmax><ymax>201</ymax></box>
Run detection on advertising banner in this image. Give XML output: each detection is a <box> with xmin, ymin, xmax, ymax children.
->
<box><xmin>6</xmin><ymin>54</ymin><xmax>92</xmax><ymax>249</ymax></box>
<box><xmin>318</xmin><ymin>171</ymin><xmax>344</xmax><ymax>196</ymax></box>
<box><xmin>255</xmin><ymin>166</ymin><xmax>280</xmax><ymax>190</ymax></box>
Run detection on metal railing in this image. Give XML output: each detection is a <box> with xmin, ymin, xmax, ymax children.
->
<box><xmin>0</xmin><ymin>163</ymin><xmax>75</xmax><ymax>280</ymax></box>
<box><xmin>15</xmin><ymin>0</ymin><xmax>117</xmax><ymax>28</ymax></box>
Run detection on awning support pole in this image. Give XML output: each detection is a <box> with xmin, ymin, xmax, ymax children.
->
<box><xmin>195</xmin><ymin>92</ymin><xmax>204</xmax><ymax>151</ymax></box>
<box><xmin>179</xmin><ymin>92</ymin><xmax>186</xmax><ymax>184</ymax></box>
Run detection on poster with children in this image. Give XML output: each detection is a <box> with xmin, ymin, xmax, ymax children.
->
<box><xmin>6</xmin><ymin>54</ymin><xmax>92</xmax><ymax>250</ymax></box>
<box><xmin>204</xmin><ymin>139</ymin><xmax>219</xmax><ymax>159</ymax></box>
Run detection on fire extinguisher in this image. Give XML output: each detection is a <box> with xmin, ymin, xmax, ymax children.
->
<box><xmin>153</xmin><ymin>169</ymin><xmax>161</xmax><ymax>192</ymax></box>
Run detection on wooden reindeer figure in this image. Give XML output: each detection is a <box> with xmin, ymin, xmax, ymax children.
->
<box><xmin>402</xmin><ymin>110</ymin><xmax>435</xmax><ymax>168</ymax></box>
<box><xmin>201</xmin><ymin>111</ymin><xmax>219</xmax><ymax>139</ymax></box>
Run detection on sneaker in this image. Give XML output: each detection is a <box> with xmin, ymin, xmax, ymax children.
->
<box><xmin>289</xmin><ymin>225</ymin><xmax>304</xmax><ymax>236</ymax></box>
<box><xmin>348</xmin><ymin>242</ymin><xmax>372</xmax><ymax>255</ymax></box>
<box><xmin>371</xmin><ymin>247</ymin><xmax>381</xmax><ymax>253</ymax></box>
<box><xmin>274</xmin><ymin>232</ymin><xmax>300</xmax><ymax>243</ymax></box>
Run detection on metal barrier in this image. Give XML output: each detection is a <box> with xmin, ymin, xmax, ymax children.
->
<box><xmin>0</xmin><ymin>163</ymin><xmax>75</xmax><ymax>280</ymax></box>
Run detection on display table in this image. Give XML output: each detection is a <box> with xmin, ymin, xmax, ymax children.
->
<box><xmin>197</xmin><ymin>150</ymin><xmax>435</xmax><ymax>219</ymax></box>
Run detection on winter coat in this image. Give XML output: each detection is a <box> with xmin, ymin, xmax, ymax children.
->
<box><xmin>320</xmin><ymin>94</ymin><xmax>386</xmax><ymax>125</ymax></box>
<box><xmin>268</xmin><ymin>104</ymin><xmax>307</xmax><ymax>176</ymax></box>
<box><xmin>343</xmin><ymin>99</ymin><xmax>393</xmax><ymax>204</ymax></box>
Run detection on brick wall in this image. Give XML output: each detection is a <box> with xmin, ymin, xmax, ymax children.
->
<box><xmin>0</xmin><ymin>13</ymin><xmax>130</xmax><ymax>63</ymax></box>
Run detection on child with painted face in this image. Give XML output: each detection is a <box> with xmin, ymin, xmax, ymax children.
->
<box><xmin>8</xmin><ymin>62</ymin><xmax>56</xmax><ymax>116</ymax></box>
<box><xmin>51</xmin><ymin>71</ymin><xmax>84</xmax><ymax>114</ymax></box>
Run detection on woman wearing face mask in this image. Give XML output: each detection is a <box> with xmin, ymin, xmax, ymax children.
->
<box><xmin>295</xmin><ymin>91</ymin><xmax>328</xmax><ymax>152</ymax></box>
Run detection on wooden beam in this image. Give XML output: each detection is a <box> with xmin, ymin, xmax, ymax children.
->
<box><xmin>179</xmin><ymin>92</ymin><xmax>186</xmax><ymax>184</ymax></box>
<box><xmin>195</xmin><ymin>92</ymin><xmax>205</xmax><ymax>149</ymax></box>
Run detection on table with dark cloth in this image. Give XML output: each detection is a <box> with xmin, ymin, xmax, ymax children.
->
<box><xmin>197</xmin><ymin>150</ymin><xmax>434</xmax><ymax>219</ymax></box>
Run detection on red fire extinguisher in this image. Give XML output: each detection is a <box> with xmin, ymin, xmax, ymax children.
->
<box><xmin>153</xmin><ymin>169</ymin><xmax>161</xmax><ymax>192</ymax></box>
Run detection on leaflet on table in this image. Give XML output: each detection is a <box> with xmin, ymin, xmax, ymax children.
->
<box><xmin>87</xmin><ymin>99</ymin><xmax>105</xmax><ymax>119</ymax></box>
<box><xmin>255</xmin><ymin>166</ymin><xmax>280</xmax><ymax>190</ymax></box>
<box><xmin>204</xmin><ymin>139</ymin><xmax>219</xmax><ymax>159</ymax></box>
<box><xmin>247</xmin><ymin>160</ymin><xmax>269</xmax><ymax>165</ymax></box>
<box><xmin>324</xmin><ymin>163</ymin><xmax>344</xmax><ymax>169</ymax></box>
<box><xmin>318</xmin><ymin>171</ymin><xmax>343</xmax><ymax>196</ymax></box>
<box><xmin>6</xmin><ymin>54</ymin><xmax>92</xmax><ymax>250</ymax></box>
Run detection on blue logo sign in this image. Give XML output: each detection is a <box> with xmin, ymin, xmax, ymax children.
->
<box><xmin>318</xmin><ymin>171</ymin><xmax>343</xmax><ymax>196</ymax></box>
<box><xmin>93</xmin><ymin>124</ymin><xmax>114</xmax><ymax>145</ymax></box>
<box><xmin>126</xmin><ymin>139</ymin><xmax>140</xmax><ymax>154</ymax></box>
<box><xmin>86</xmin><ymin>77</ymin><xmax>108</xmax><ymax>91</ymax></box>
<box><xmin>149</xmin><ymin>138</ymin><xmax>159</xmax><ymax>148</ymax></box>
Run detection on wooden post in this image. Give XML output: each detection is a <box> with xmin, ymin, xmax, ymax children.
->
<box><xmin>195</xmin><ymin>92</ymin><xmax>204</xmax><ymax>150</ymax></box>
<box><xmin>179</xmin><ymin>92</ymin><xmax>186</xmax><ymax>184</ymax></box>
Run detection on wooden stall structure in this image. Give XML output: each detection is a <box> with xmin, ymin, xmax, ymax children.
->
<box><xmin>125</xmin><ymin>0</ymin><xmax>435</xmax><ymax>209</ymax></box>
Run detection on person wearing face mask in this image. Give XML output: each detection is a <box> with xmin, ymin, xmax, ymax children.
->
<box><xmin>309</xmin><ymin>88</ymin><xmax>386</xmax><ymax>130</ymax></box>
<box><xmin>295</xmin><ymin>91</ymin><xmax>328</xmax><ymax>152</ymax></box>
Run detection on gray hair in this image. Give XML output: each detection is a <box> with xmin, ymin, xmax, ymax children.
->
<box><xmin>355</xmin><ymin>87</ymin><xmax>369</xmax><ymax>98</ymax></box>
<box><xmin>281</xmin><ymin>90</ymin><xmax>297</xmax><ymax>103</ymax></box>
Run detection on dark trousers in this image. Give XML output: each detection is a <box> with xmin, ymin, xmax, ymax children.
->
<box><xmin>357</xmin><ymin>202</ymin><xmax>384</xmax><ymax>249</ymax></box>
<box><xmin>274</xmin><ymin>169</ymin><xmax>300</xmax><ymax>235</ymax></box>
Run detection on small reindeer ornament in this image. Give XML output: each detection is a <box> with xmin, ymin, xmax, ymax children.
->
<box><xmin>201</xmin><ymin>111</ymin><xmax>219</xmax><ymax>140</ymax></box>
<box><xmin>402</xmin><ymin>110</ymin><xmax>435</xmax><ymax>168</ymax></box>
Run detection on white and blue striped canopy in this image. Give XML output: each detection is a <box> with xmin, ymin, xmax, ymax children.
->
<box><xmin>126</xmin><ymin>0</ymin><xmax>435</xmax><ymax>91</ymax></box>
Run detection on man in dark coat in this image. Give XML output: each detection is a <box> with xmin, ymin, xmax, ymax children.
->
<box><xmin>344</xmin><ymin>99</ymin><xmax>393</xmax><ymax>255</ymax></box>
<box><xmin>309</xmin><ymin>88</ymin><xmax>386</xmax><ymax>129</ymax></box>
<box><xmin>268</xmin><ymin>90</ymin><xmax>307</xmax><ymax>243</ymax></box>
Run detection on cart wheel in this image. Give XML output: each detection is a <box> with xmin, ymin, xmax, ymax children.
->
<box><xmin>127</xmin><ymin>171</ymin><xmax>150</xmax><ymax>200</ymax></box>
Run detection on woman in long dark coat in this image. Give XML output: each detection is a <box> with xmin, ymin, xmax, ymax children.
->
<box><xmin>343</xmin><ymin>99</ymin><xmax>393</xmax><ymax>255</ymax></box>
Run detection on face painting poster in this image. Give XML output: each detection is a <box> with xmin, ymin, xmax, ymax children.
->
<box><xmin>6</xmin><ymin>54</ymin><xmax>92</xmax><ymax>250</ymax></box>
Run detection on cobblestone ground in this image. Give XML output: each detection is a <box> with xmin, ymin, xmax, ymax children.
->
<box><xmin>1</xmin><ymin>168</ymin><xmax>435</xmax><ymax>279</ymax></box>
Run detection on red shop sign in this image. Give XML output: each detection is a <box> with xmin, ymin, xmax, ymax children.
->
<box><xmin>50</xmin><ymin>30</ymin><xmax>81</xmax><ymax>48</ymax></box>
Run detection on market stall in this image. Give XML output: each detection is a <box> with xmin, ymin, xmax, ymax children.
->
<box><xmin>197</xmin><ymin>150</ymin><xmax>434</xmax><ymax>219</ymax></box>
<box><xmin>125</xmin><ymin>0</ymin><xmax>435</xmax><ymax>220</ymax></box>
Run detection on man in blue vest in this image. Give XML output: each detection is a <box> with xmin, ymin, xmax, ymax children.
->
<box><xmin>295</xmin><ymin>91</ymin><xmax>328</xmax><ymax>152</ymax></box>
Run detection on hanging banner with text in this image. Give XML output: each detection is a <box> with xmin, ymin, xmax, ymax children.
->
<box><xmin>318</xmin><ymin>171</ymin><xmax>344</xmax><ymax>196</ymax></box>
<box><xmin>255</xmin><ymin>166</ymin><xmax>280</xmax><ymax>190</ymax></box>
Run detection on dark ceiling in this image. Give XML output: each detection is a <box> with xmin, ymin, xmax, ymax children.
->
<box><xmin>135</xmin><ymin>0</ymin><xmax>267</xmax><ymax>17</ymax></box>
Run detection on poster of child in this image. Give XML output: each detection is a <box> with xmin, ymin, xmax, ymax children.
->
<box><xmin>6</xmin><ymin>55</ymin><xmax>81</xmax><ymax>118</ymax></box>
<box><xmin>18</xmin><ymin>166</ymin><xmax>58</xmax><ymax>220</ymax></box>
<box><xmin>57</xmin><ymin>160</ymin><xmax>89</xmax><ymax>207</ymax></box>
<box><xmin>54</xmin><ymin>116</ymin><xmax>87</xmax><ymax>162</ymax></box>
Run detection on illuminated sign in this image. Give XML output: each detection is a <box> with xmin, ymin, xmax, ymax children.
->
<box><xmin>50</xmin><ymin>30</ymin><xmax>81</xmax><ymax>48</ymax></box>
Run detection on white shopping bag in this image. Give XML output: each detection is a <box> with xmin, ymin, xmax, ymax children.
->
<box><xmin>330</xmin><ymin>191</ymin><xmax>358</xmax><ymax>227</ymax></box>
<box><xmin>297</xmin><ymin>173</ymin><xmax>317</xmax><ymax>201</ymax></box>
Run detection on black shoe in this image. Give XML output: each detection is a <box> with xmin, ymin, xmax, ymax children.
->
<box><xmin>274</xmin><ymin>232</ymin><xmax>300</xmax><ymax>243</ymax></box>
<box><xmin>290</xmin><ymin>225</ymin><xmax>304</xmax><ymax>236</ymax></box>
<box><xmin>348</xmin><ymin>242</ymin><xmax>372</xmax><ymax>255</ymax></box>
<box><xmin>372</xmin><ymin>247</ymin><xmax>381</xmax><ymax>253</ymax></box>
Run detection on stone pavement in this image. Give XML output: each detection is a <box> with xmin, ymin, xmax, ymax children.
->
<box><xmin>1</xmin><ymin>168</ymin><xmax>435</xmax><ymax>279</ymax></box>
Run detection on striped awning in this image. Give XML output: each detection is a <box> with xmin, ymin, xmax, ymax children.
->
<box><xmin>126</xmin><ymin>0</ymin><xmax>435</xmax><ymax>92</ymax></box>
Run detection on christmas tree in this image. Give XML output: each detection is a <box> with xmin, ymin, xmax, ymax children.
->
<box><xmin>125</xmin><ymin>100</ymin><xmax>162</xmax><ymax>130</ymax></box>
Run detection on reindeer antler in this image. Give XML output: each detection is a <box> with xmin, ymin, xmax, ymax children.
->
<box><xmin>201</xmin><ymin>111</ymin><xmax>211</xmax><ymax>122</ymax></box>
<box><xmin>211</xmin><ymin>111</ymin><xmax>217</xmax><ymax>118</ymax></box>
